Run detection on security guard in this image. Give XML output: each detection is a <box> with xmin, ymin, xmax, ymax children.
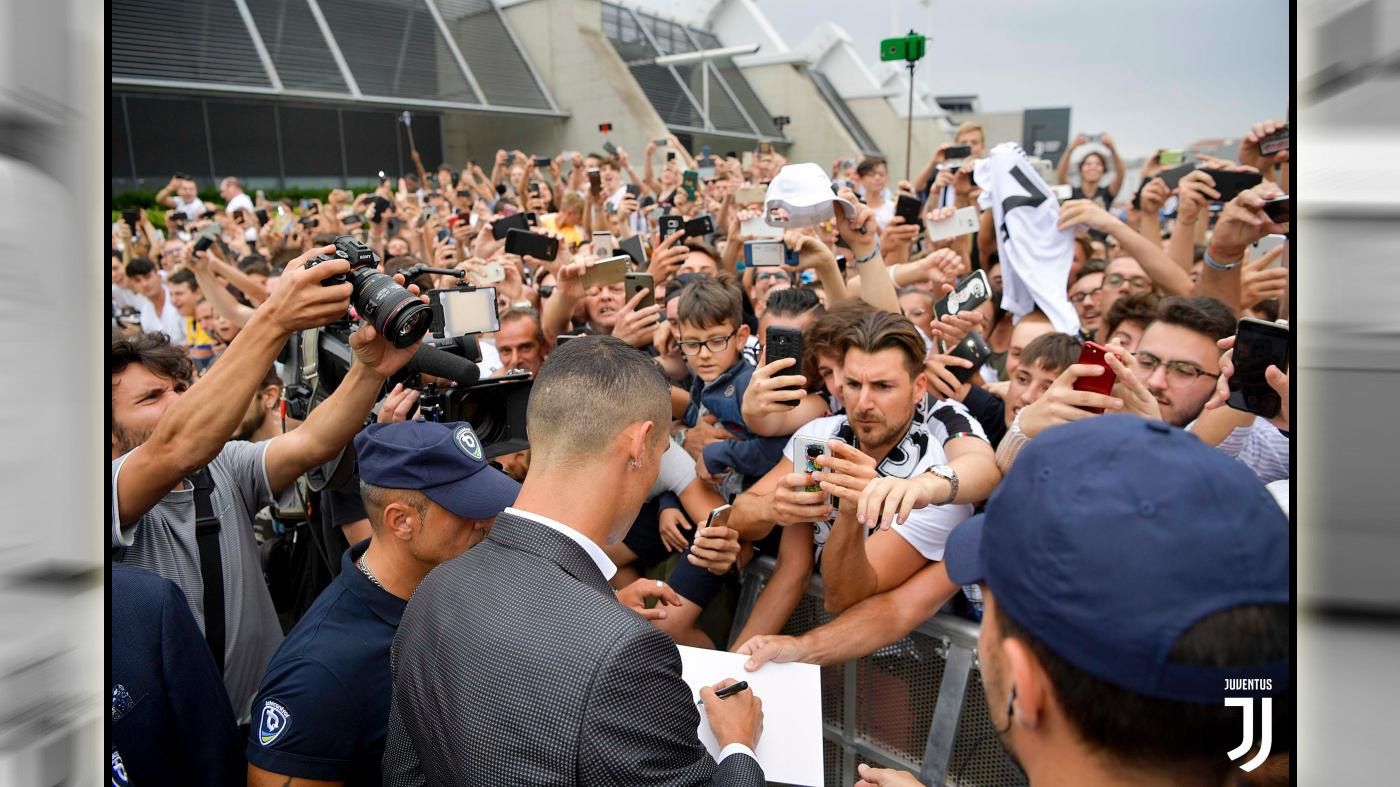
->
<box><xmin>246</xmin><ymin>421</ymin><xmax>520</xmax><ymax>786</ymax></box>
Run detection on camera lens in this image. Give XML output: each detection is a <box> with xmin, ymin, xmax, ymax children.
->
<box><xmin>349</xmin><ymin>268</ymin><xmax>432</xmax><ymax>348</ymax></box>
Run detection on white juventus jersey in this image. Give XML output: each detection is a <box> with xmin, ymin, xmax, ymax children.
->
<box><xmin>975</xmin><ymin>143</ymin><xmax>1080</xmax><ymax>334</ymax></box>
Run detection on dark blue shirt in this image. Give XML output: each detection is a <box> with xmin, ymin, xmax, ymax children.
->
<box><xmin>111</xmin><ymin>564</ymin><xmax>243</xmax><ymax>787</ymax></box>
<box><xmin>246</xmin><ymin>540</ymin><xmax>406</xmax><ymax>785</ymax></box>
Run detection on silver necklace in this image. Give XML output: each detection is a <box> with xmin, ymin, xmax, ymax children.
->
<box><xmin>358</xmin><ymin>554</ymin><xmax>384</xmax><ymax>590</ymax></box>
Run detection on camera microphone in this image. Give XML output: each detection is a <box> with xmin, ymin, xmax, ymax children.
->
<box><xmin>406</xmin><ymin>344</ymin><xmax>481</xmax><ymax>387</ymax></box>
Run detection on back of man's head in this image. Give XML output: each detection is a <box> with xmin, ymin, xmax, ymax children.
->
<box><xmin>807</xmin><ymin>299</ymin><xmax>876</xmax><ymax>362</ymax></box>
<box><xmin>1154</xmin><ymin>296</ymin><xmax>1236</xmax><ymax>344</ymax></box>
<box><xmin>677</xmin><ymin>275</ymin><xmax>742</xmax><ymax>331</ymax></box>
<box><xmin>839</xmin><ymin>310</ymin><xmax>926</xmax><ymax>380</ymax></box>
<box><xmin>765</xmin><ymin>286</ymin><xmax>823</xmax><ymax>321</ymax></box>
<box><xmin>526</xmin><ymin>336</ymin><xmax>669</xmax><ymax>468</ymax></box>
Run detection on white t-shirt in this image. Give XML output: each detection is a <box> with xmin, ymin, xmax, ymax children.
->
<box><xmin>605</xmin><ymin>185</ymin><xmax>648</xmax><ymax>235</ymax></box>
<box><xmin>174</xmin><ymin>195</ymin><xmax>208</xmax><ymax>220</ymax></box>
<box><xmin>975</xmin><ymin>143</ymin><xmax>1079</xmax><ymax>334</ymax></box>
<box><xmin>783</xmin><ymin>402</ymin><xmax>983</xmax><ymax>563</ymax></box>
<box><xmin>139</xmin><ymin>288</ymin><xmax>188</xmax><ymax>346</ymax></box>
<box><xmin>648</xmin><ymin>440</ymin><xmax>698</xmax><ymax>500</ymax></box>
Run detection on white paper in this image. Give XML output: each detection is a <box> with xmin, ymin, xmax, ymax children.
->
<box><xmin>676</xmin><ymin>645</ymin><xmax>824</xmax><ymax>787</ymax></box>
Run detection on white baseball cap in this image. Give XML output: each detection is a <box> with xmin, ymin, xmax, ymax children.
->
<box><xmin>764</xmin><ymin>162</ymin><xmax>860</xmax><ymax>228</ymax></box>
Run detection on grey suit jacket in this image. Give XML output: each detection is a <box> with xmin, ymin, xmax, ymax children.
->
<box><xmin>382</xmin><ymin>511</ymin><xmax>765</xmax><ymax>786</ymax></box>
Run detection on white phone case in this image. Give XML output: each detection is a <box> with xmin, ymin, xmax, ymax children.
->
<box><xmin>924</xmin><ymin>206</ymin><xmax>980</xmax><ymax>242</ymax></box>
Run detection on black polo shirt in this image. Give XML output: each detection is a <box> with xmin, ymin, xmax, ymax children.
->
<box><xmin>246</xmin><ymin>540</ymin><xmax>405</xmax><ymax>785</ymax></box>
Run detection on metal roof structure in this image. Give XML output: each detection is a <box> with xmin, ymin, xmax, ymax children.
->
<box><xmin>112</xmin><ymin>0</ymin><xmax>562</xmax><ymax>116</ymax></box>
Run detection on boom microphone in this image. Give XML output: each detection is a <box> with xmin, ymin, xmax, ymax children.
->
<box><xmin>405</xmin><ymin>344</ymin><xmax>481</xmax><ymax>387</ymax></box>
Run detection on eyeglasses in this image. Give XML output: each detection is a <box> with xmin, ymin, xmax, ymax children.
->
<box><xmin>1104</xmin><ymin>273</ymin><xmax>1150</xmax><ymax>290</ymax></box>
<box><xmin>1069</xmin><ymin>288</ymin><xmax>1101</xmax><ymax>305</ymax></box>
<box><xmin>904</xmin><ymin>307</ymin><xmax>929</xmax><ymax>317</ymax></box>
<box><xmin>1134</xmin><ymin>352</ymin><xmax>1219</xmax><ymax>383</ymax></box>
<box><xmin>756</xmin><ymin>271</ymin><xmax>789</xmax><ymax>283</ymax></box>
<box><xmin>677</xmin><ymin>330</ymin><xmax>736</xmax><ymax>356</ymax></box>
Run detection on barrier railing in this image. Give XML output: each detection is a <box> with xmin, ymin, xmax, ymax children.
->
<box><xmin>728</xmin><ymin>557</ymin><xmax>1027</xmax><ymax>787</ymax></box>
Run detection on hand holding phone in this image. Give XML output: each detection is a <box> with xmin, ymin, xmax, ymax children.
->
<box><xmin>1226</xmin><ymin>319</ymin><xmax>1289</xmax><ymax>419</ymax></box>
<box><xmin>1071</xmin><ymin>341</ymin><xmax>1117</xmax><ymax>413</ymax></box>
<box><xmin>934</xmin><ymin>270</ymin><xmax>991</xmax><ymax>320</ymax></box>
<box><xmin>763</xmin><ymin>326</ymin><xmax>804</xmax><ymax>404</ymax></box>
<box><xmin>504</xmin><ymin>228</ymin><xmax>559</xmax><ymax>261</ymax></box>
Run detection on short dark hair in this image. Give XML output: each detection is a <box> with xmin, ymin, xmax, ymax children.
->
<box><xmin>359</xmin><ymin>481</ymin><xmax>429</xmax><ymax>532</ymax></box>
<box><xmin>677</xmin><ymin>276</ymin><xmax>742</xmax><ymax>331</ymax></box>
<box><xmin>1078</xmin><ymin>259</ymin><xmax>1108</xmax><ymax>277</ymax></box>
<box><xmin>1019</xmin><ymin>333</ymin><xmax>1081</xmax><ymax>375</ymax></box>
<box><xmin>1104</xmin><ymin>293</ymin><xmax>1160</xmax><ymax>340</ymax></box>
<box><xmin>241</xmin><ymin>260</ymin><xmax>272</xmax><ymax>278</ymax></box>
<box><xmin>683</xmin><ymin>239</ymin><xmax>722</xmax><ymax>265</ymax></box>
<box><xmin>765</xmin><ymin>287</ymin><xmax>823</xmax><ymax>320</ymax></box>
<box><xmin>499</xmin><ymin>306</ymin><xmax>544</xmax><ymax>343</ymax></box>
<box><xmin>238</xmin><ymin>254</ymin><xmax>269</xmax><ymax>272</ymax></box>
<box><xmin>997</xmin><ymin>602</ymin><xmax>1291</xmax><ymax>781</ymax></box>
<box><xmin>168</xmin><ymin>268</ymin><xmax>199</xmax><ymax>291</ymax></box>
<box><xmin>111</xmin><ymin>331</ymin><xmax>194</xmax><ymax>387</ymax></box>
<box><xmin>839</xmin><ymin>310</ymin><xmax>926</xmax><ymax>380</ymax></box>
<box><xmin>125</xmin><ymin>257</ymin><xmax>156</xmax><ymax>278</ymax></box>
<box><xmin>1155</xmin><ymin>296</ymin><xmax>1236</xmax><ymax>343</ymax></box>
<box><xmin>526</xmin><ymin>336</ymin><xmax>670</xmax><ymax>466</ymax></box>
<box><xmin>856</xmin><ymin>156</ymin><xmax>887</xmax><ymax>177</ymax></box>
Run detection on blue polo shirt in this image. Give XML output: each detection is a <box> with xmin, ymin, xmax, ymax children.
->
<box><xmin>246</xmin><ymin>540</ymin><xmax>405</xmax><ymax>785</ymax></box>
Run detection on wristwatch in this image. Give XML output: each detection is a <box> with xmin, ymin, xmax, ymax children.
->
<box><xmin>926</xmin><ymin>464</ymin><xmax>959</xmax><ymax>506</ymax></box>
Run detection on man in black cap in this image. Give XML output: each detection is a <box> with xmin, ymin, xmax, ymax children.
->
<box><xmin>246</xmin><ymin>420</ymin><xmax>521</xmax><ymax>787</ymax></box>
<box><xmin>852</xmin><ymin>415</ymin><xmax>1290</xmax><ymax>786</ymax></box>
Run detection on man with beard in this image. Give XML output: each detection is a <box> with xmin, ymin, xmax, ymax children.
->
<box><xmin>233</xmin><ymin>367</ymin><xmax>289</xmax><ymax>443</ymax></box>
<box><xmin>1129</xmin><ymin>296</ymin><xmax>1236</xmax><ymax>427</ymax></box>
<box><xmin>110</xmin><ymin>247</ymin><xmax>422</xmax><ymax>723</ymax></box>
<box><xmin>852</xmin><ymin>416</ymin><xmax>1289</xmax><ymax>787</ymax></box>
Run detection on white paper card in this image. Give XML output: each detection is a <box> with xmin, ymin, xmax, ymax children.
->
<box><xmin>676</xmin><ymin>645</ymin><xmax>824</xmax><ymax>787</ymax></box>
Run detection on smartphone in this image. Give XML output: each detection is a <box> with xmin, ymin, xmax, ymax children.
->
<box><xmin>1261</xmin><ymin>196</ymin><xmax>1290</xmax><ymax>224</ymax></box>
<box><xmin>532</xmin><ymin>155</ymin><xmax>551</xmax><ymax>168</ymax></box>
<box><xmin>658</xmin><ymin>214</ymin><xmax>684</xmax><ymax>239</ymax></box>
<box><xmin>741</xmin><ymin>151</ymin><xmax>754</xmax><ymax>170</ymax></box>
<box><xmin>943</xmin><ymin>144</ymin><xmax>972</xmax><ymax>161</ymax></box>
<box><xmin>1200</xmin><ymin>169</ymin><xmax>1263</xmax><ymax>204</ymax></box>
<box><xmin>121</xmin><ymin>207</ymin><xmax>139</xmax><ymax>228</ymax></box>
<box><xmin>624</xmin><ymin>271</ymin><xmax>656</xmax><ymax>310</ymax></box>
<box><xmin>654</xmin><ymin>137</ymin><xmax>670</xmax><ymax>147</ymax></box>
<box><xmin>666</xmin><ymin>151</ymin><xmax>677</xmax><ymax>162</ymax></box>
<box><xmin>602</xmin><ymin>140</ymin><xmax>619</xmax><ymax>157</ymax></box>
<box><xmin>792</xmin><ymin>436</ymin><xmax>844</xmax><ymax>505</ymax></box>
<box><xmin>684</xmin><ymin>214</ymin><xmax>714</xmax><ymax>238</ymax></box>
<box><xmin>1071</xmin><ymin>341</ymin><xmax>1116</xmax><ymax>413</ymax></box>
<box><xmin>764</xmin><ymin>325</ymin><xmax>804</xmax><ymax>404</ymax></box>
<box><xmin>934</xmin><ymin>270</ymin><xmax>992</xmax><ymax>320</ymax></box>
<box><xmin>735</xmin><ymin>185</ymin><xmax>767</xmax><ymax>206</ymax></box>
<box><xmin>491</xmin><ymin>212</ymin><xmax>531</xmax><ymax>240</ymax></box>
<box><xmin>1050</xmin><ymin>184</ymin><xmax>1073</xmax><ymax>202</ymax></box>
<box><xmin>1157</xmin><ymin>149</ymin><xmax>1185</xmax><ymax>166</ymax></box>
<box><xmin>555</xmin><ymin>333</ymin><xmax>584</xmax><ymax>347</ymax></box>
<box><xmin>1227</xmin><ymin>318</ymin><xmax>1289</xmax><ymax>419</ymax></box>
<box><xmin>618</xmin><ymin>234</ymin><xmax>648</xmax><ymax>267</ymax></box>
<box><xmin>505</xmin><ymin>228</ymin><xmax>559</xmax><ymax>261</ymax></box>
<box><xmin>587</xmin><ymin>168</ymin><xmax>602</xmax><ymax>195</ymax></box>
<box><xmin>299</xmin><ymin>216</ymin><xmax>318</xmax><ymax>228</ymax></box>
<box><xmin>437</xmin><ymin>227</ymin><xmax>452</xmax><ymax>245</ymax></box>
<box><xmin>922</xmin><ymin>206</ymin><xmax>978</xmax><ymax>243</ymax></box>
<box><xmin>703</xmin><ymin>504</ymin><xmax>733</xmax><ymax>533</ymax></box>
<box><xmin>1157</xmin><ymin>161</ymin><xmax>1198</xmax><ymax>190</ymax></box>
<box><xmin>254</xmin><ymin>189</ymin><xmax>265</xmax><ymax>202</ymax></box>
<box><xmin>625</xmin><ymin>183</ymin><xmax>641</xmax><ymax>199</ymax></box>
<box><xmin>1257</xmin><ymin>125</ymin><xmax>1289</xmax><ymax>157</ymax></box>
<box><xmin>745</xmin><ymin>240</ymin><xmax>787</xmax><ymax>268</ymax></box>
<box><xmin>478</xmin><ymin>261</ymin><xmax>506</xmax><ymax>284</ymax></box>
<box><xmin>1250</xmin><ymin>234</ymin><xmax>1287</xmax><ymax>268</ymax></box>
<box><xmin>433</xmin><ymin>286</ymin><xmax>500</xmax><ymax>336</ymax></box>
<box><xmin>343</xmin><ymin>213</ymin><xmax>366</xmax><ymax>226</ymax></box>
<box><xmin>598</xmin><ymin>122</ymin><xmax>613</xmax><ymax>133</ymax></box>
<box><xmin>254</xmin><ymin>208</ymin><xmax>269</xmax><ymax>226</ymax></box>
<box><xmin>697</xmin><ymin>161</ymin><xmax>717</xmax><ymax>181</ymax></box>
<box><xmin>741</xmin><ymin>213</ymin><xmax>783</xmax><ymax>239</ymax></box>
<box><xmin>894</xmin><ymin>194</ymin><xmax>923</xmax><ymax>228</ymax></box>
<box><xmin>948</xmin><ymin>331</ymin><xmax>992</xmax><ymax>385</ymax></box>
<box><xmin>591</xmin><ymin>231</ymin><xmax>616</xmax><ymax>257</ymax></box>
<box><xmin>581</xmin><ymin>255</ymin><xmax>629</xmax><ymax>289</ymax></box>
<box><xmin>681</xmin><ymin>170</ymin><xmax>699</xmax><ymax>198</ymax></box>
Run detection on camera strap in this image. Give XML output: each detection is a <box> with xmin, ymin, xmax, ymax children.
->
<box><xmin>300</xmin><ymin>327</ymin><xmax>322</xmax><ymax>395</ymax></box>
<box><xmin>190</xmin><ymin>467</ymin><xmax>226</xmax><ymax>676</ymax></box>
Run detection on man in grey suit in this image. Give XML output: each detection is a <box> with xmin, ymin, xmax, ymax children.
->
<box><xmin>382</xmin><ymin>335</ymin><xmax>765</xmax><ymax>786</ymax></box>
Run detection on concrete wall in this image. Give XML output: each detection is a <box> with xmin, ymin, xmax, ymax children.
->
<box><xmin>846</xmin><ymin>96</ymin><xmax>949</xmax><ymax>182</ymax></box>
<box><xmin>740</xmin><ymin>61</ymin><xmax>860</xmax><ymax>168</ymax></box>
<box><xmin>442</xmin><ymin>0</ymin><xmax>670</xmax><ymax>167</ymax></box>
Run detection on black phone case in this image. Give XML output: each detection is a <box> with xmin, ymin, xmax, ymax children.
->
<box><xmin>764</xmin><ymin>326</ymin><xmax>804</xmax><ymax>405</ymax></box>
<box><xmin>1157</xmin><ymin>162</ymin><xmax>1197</xmax><ymax>190</ymax></box>
<box><xmin>659</xmin><ymin>214</ymin><xmax>684</xmax><ymax>238</ymax></box>
<box><xmin>505</xmin><ymin>228</ymin><xmax>558</xmax><ymax>261</ymax></box>
<box><xmin>1201</xmin><ymin>169</ymin><xmax>1263</xmax><ymax>204</ymax></box>
<box><xmin>618</xmin><ymin>235</ymin><xmax>648</xmax><ymax>267</ymax></box>
<box><xmin>491</xmin><ymin>213</ymin><xmax>530</xmax><ymax>240</ymax></box>
<box><xmin>895</xmin><ymin>194</ymin><xmax>923</xmax><ymax>227</ymax></box>
<box><xmin>1227</xmin><ymin>320</ymin><xmax>1289</xmax><ymax>419</ymax></box>
<box><xmin>1261</xmin><ymin>197</ymin><xmax>1290</xmax><ymax>223</ymax></box>
<box><xmin>948</xmin><ymin>332</ymin><xmax>991</xmax><ymax>384</ymax></box>
<box><xmin>934</xmin><ymin>271</ymin><xmax>991</xmax><ymax>320</ymax></box>
<box><xmin>944</xmin><ymin>145</ymin><xmax>972</xmax><ymax>160</ymax></box>
<box><xmin>685</xmin><ymin>215</ymin><xmax>714</xmax><ymax>237</ymax></box>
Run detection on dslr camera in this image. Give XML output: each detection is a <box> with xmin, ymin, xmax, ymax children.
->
<box><xmin>305</xmin><ymin>236</ymin><xmax>433</xmax><ymax>348</ymax></box>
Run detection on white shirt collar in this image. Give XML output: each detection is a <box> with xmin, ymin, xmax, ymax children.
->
<box><xmin>503</xmin><ymin>507</ymin><xmax>617</xmax><ymax>581</ymax></box>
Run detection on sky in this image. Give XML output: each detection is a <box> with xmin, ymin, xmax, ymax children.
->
<box><xmin>753</xmin><ymin>0</ymin><xmax>1290</xmax><ymax>161</ymax></box>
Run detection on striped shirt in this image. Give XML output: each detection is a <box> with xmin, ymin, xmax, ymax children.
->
<box><xmin>1215</xmin><ymin>416</ymin><xmax>1290</xmax><ymax>484</ymax></box>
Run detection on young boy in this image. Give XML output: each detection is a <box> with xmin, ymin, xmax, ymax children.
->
<box><xmin>675</xmin><ymin>276</ymin><xmax>789</xmax><ymax>493</ymax></box>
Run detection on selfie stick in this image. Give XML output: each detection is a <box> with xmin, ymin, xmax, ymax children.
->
<box><xmin>399</xmin><ymin>111</ymin><xmax>418</xmax><ymax>156</ymax></box>
<box><xmin>880</xmin><ymin>31</ymin><xmax>928</xmax><ymax>181</ymax></box>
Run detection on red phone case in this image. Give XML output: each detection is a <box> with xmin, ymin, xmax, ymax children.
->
<box><xmin>1072</xmin><ymin>342</ymin><xmax>1116</xmax><ymax>413</ymax></box>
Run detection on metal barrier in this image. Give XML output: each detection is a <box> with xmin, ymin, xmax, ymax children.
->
<box><xmin>729</xmin><ymin>557</ymin><xmax>1027</xmax><ymax>787</ymax></box>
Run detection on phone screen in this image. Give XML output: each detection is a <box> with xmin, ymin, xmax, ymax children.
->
<box><xmin>1228</xmin><ymin>320</ymin><xmax>1288</xmax><ymax>418</ymax></box>
<box><xmin>438</xmin><ymin>287</ymin><xmax>500</xmax><ymax>336</ymax></box>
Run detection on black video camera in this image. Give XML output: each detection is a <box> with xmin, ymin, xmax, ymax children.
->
<box><xmin>305</xmin><ymin>236</ymin><xmax>433</xmax><ymax>348</ymax></box>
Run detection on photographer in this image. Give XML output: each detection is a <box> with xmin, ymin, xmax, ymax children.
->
<box><xmin>111</xmin><ymin>245</ymin><xmax>423</xmax><ymax>721</ymax></box>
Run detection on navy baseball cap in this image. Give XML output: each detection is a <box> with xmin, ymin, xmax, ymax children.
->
<box><xmin>944</xmin><ymin>415</ymin><xmax>1289</xmax><ymax>704</ymax></box>
<box><xmin>353</xmin><ymin>421</ymin><xmax>520</xmax><ymax>519</ymax></box>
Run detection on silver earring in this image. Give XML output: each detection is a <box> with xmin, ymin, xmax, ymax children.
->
<box><xmin>628</xmin><ymin>458</ymin><xmax>641</xmax><ymax>470</ymax></box>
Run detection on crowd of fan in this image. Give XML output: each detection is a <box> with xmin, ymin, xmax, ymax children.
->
<box><xmin>110</xmin><ymin>118</ymin><xmax>1291</xmax><ymax>787</ymax></box>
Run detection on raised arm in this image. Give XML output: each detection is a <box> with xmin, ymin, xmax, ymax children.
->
<box><xmin>1197</xmin><ymin>182</ymin><xmax>1288</xmax><ymax>313</ymax></box>
<box><xmin>187</xmin><ymin>248</ymin><xmax>255</xmax><ymax>328</ymax></box>
<box><xmin>1057</xmin><ymin>134</ymin><xmax>1086</xmax><ymax>185</ymax></box>
<box><xmin>1057</xmin><ymin>199</ymin><xmax>1192</xmax><ymax>296</ymax></box>
<box><xmin>1102</xmin><ymin>133</ymin><xmax>1126</xmax><ymax>198</ymax></box>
